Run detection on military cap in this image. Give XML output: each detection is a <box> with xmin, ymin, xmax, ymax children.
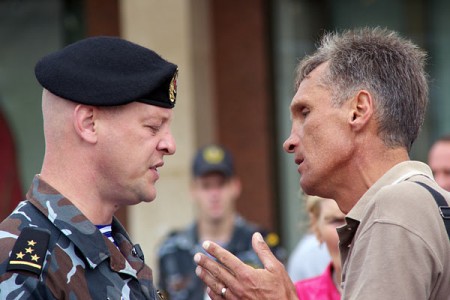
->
<box><xmin>35</xmin><ymin>36</ymin><xmax>178</xmax><ymax>108</ymax></box>
<box><xmin>192</xmin><ymin>144</ymin><xmax>234</xmax><ymax>178</ymax></box>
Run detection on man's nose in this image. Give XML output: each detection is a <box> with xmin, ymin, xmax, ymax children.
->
<box><xmin>283</xmin><ymin>134</ymin><xmax>296</xmax><ymax>153</ymax></box>
<box><xmin>159</xmin><ymin>131</ymin><xmax>176</xmax><ymax>155</ymax></box>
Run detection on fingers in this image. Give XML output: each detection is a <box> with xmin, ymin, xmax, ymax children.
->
<box><xmin>206</xmin><ymin>288</ymin><xmax>224</xmax><ymax>300</ymax></box>
<box><xmin>200</xmin><ymin>240</ymin><xmax>245</xmax><ymax>275</ymax></box>
<box><xmin>195</xmin><ymin>236</ymin><xmax>298</xmax><ymax>300</ymax></box>
<box><xmin>194</xmin><ymin>241</ymin><xmax>252</xmax><ymax>298</ymax></box>
<box><xmin>251</xmin><ymin>232</ymin><xmax>280</xmax><ymax>271</ymax></box>
<box><xmin>194</xmin><ymin>252</ymin><xmax>238</xmax><ymax>292</ymax></box>
<box><xmin>206</xmin><ymin>286</ymin><xmax>239</xmax><ymax>300</ymax></box>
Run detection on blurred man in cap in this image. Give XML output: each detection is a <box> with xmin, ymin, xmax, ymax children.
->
<box><xmin>157</xmin><ymin>144</ymin><xmax>285</xmax><ymax>300</ymax></box>
<box><xmin>428</xmin><ymin>134</ymin><xmax>450</xmax><ymax>191</ymax></box>
<box><xmin>0</xmin><ymin>36</ymin><xmax>178</xmax><ymax>299</ymax></box>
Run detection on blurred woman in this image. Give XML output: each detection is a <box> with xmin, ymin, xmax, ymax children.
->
<box><xmin>295</xmin><ymin>195</ymin><xmax>345</xmax><ymax>300</ymax></box>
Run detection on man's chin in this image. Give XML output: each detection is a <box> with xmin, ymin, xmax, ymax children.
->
<box><xmin>300</xmin><ymin>178</ymin><xmax>317</xmax><ymax>196</ymax></box>
<box><xmin>208</xmin><ymin>214</ymin><xmax>225</xmax><ymax>223</ymax></box>
<box><xmin>136</xmin><ymin>190</ymin><xmax>157</xmax><ymax>204</ymax></box>
<box><xmin>143</xmin><ymin>193</ymin><xmax>157</xmax><ymax>203</ymax></box>
<box><xmin>299</xmin><ymin>179</ymin><xmax>310</xmax><ymax>193</ymax></box>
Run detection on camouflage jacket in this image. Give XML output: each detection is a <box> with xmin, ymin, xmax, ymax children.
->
<box><xmin>157</xmin><ymin>216</ymin><xmax>286</xmax><ymax>300</ymax></box>
<box><xmin>0</xmin><ymin>175</ymin><xmax>159</xmax><ymax>300</ymax></box>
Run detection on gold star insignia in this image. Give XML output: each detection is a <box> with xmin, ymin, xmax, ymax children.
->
<box><xmin>31</xmin><ymin>254</ymin><xmax>40</xmax><ymax>262</ymax></box>
<box><xmin>16</xmin><ymin>251</ymin><xmax>25</xmax><ymax>259</ymax></box>
<box><xmin>25</xmin><ymin>247</ymin><xmax>34</xmax><ymax>254</ymax></box>
<box><xmin>28</xmin><ymin>240</ymin><xmax>37</xmax><ymax>246</ymax></box>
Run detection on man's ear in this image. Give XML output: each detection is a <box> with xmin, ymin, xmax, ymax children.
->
<box><xmin>349</xmin><ymin>90</ymin><xmax>374</xmax><ymax>131</ymax></box>
<box><xmin>73</xmin><ymin>104</ymin><xmax>97</xmax><ymax>144</ymax></box>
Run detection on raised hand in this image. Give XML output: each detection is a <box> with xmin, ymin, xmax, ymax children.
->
<box><xmin>194</xmin><ymin>232</ymin><xmax>298</xmax><ymax>300</ymax></box>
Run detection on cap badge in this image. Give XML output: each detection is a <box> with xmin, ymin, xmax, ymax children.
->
<box><xmin>203</xmin><ymin>146</ymin><xmax>225</xmax><ymax>164</ymax></box>
<box><xmin>169</xmin><ymin>69</ymin><xmax>178</xmax><ymax>103</ymax></box>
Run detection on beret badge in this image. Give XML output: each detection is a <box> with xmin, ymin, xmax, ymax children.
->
<box><xmin>169</xmin><ymin>69</ymin><xmax>178</xmax><ymax>103</ymax></box>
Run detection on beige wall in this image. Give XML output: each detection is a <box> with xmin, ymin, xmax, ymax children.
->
<box><xmin>119</xmin><ymin>0</ymin><xmax>213</xmax><ymax>282</ymax></box>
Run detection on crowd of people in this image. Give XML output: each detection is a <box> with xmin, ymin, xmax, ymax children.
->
<box><xmin>1</xmin><ymin>27</ymin><xmax>449</xmax><ymax>300</ymax></box>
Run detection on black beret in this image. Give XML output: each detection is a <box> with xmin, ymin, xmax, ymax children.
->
<box><xmin>35</xmin><ymin>36</ymin><xmax>178</xmax><ymax>108</ymax></box>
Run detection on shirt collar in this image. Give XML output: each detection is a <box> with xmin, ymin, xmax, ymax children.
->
<box><xmin>346</xmin><ymin>160</ymin><xmax>433</xmax><ymax>223</ymax></box>
<box><xmin>26</xmin><ymin>175</ymin><xmax>112</xmax><ymax>269</ymax></box>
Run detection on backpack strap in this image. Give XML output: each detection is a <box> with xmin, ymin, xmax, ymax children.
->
<box><xmin>414</xmin><ymin>181</ymin><xmax>450</xmax><ymax>240</ymax></box>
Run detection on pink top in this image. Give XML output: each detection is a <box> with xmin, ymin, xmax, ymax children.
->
<box><xmin>295</xmin><ymin>263</ymin><xmax>341</xmax><ymax>300</ymax></box>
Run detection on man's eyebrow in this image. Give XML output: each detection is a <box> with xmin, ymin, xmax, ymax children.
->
<box><xmin>143</xmin><ymin>113</ymin><xmax>170</xmax><ymax>122</ymax></box>
<box><xmin>287</xmin><ymin>102</ymin><xmax>299</xmax><ymax>121</ymax></box>
<box><xmin>290</xmin><ymin>101</ymin><xmax>302</xmax><ymax>111</ymax></box>
<box><xmin>290</xmin><ymin>99</ymin><xmax>308</xmax><ymax>113</ymax></box>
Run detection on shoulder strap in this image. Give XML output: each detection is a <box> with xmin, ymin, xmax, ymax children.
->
<box><xmin>7</xmin><ymin>227</ymin><xmax>51</xmax><ymax>276</ymax></box>
<box><xmin>414</xmin><ymin>181</ymin><xmax>450</xmax><ymax>240</ymax></box>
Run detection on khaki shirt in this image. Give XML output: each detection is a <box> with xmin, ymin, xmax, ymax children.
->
<box><xmin>338</xmin><ymin>161</ymin><xmax>450</xmax><ymax>300</ymax></box>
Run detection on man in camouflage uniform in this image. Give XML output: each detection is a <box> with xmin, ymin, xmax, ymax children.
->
<box><xmin>0</xmin><ymin>36</ymin><xmax>178</xmax><ymax>299</ymax></box>
<box><xmin>157</xmin><ymin>145</ymin><xmax>286</xmax><ymax>300</ymax></box>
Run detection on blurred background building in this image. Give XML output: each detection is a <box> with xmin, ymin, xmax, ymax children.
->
<box><xmin>1</xmin><ymin>0</ymin><xmax>449</xmax><ymax>281</ymax></box>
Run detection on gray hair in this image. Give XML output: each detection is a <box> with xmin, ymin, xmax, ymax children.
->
<box><xmin>296</xmin><ymin>27</ymin><xmax>428</xmax><ymax>151</ymax></box>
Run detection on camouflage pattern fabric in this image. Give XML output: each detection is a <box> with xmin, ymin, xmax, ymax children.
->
<box><xmin>0</xmin><ymin>175</ymin><xmax>158</xmax><ymax>299</ymax></box>
<box><xmin>157</xmin><ymin>216</ymin><xmax>286</xmax><ymax>300</ymax></box>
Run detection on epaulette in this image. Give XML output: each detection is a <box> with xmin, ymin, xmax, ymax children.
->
<box><xmin>7</xmin><ymin>227</ymin><xmax>50</xmax><ymax>276</ymax></box>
